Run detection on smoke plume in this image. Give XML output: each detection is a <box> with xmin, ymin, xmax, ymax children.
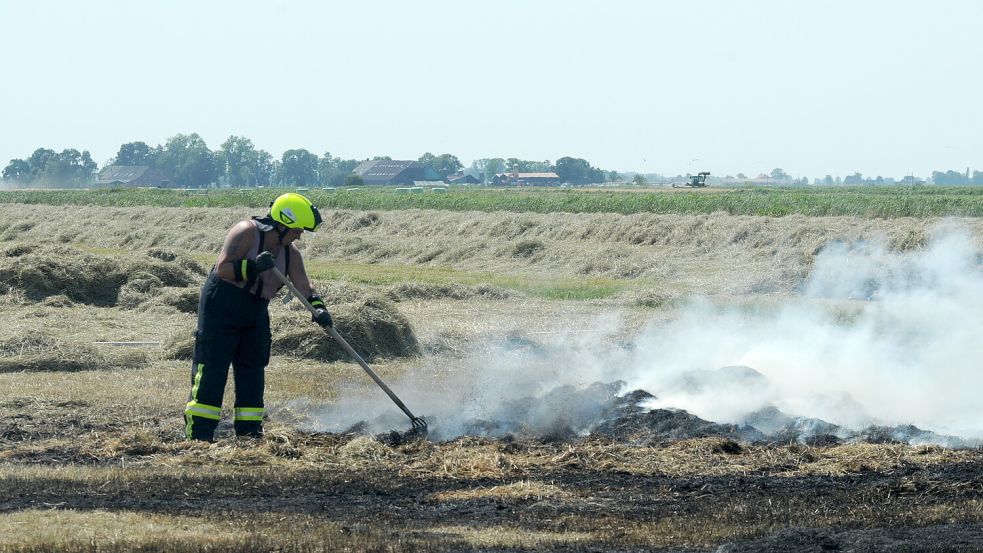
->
<box><xmin>300</xmin><ymin>224</ymin><xmax>983</xmax><ymax>443</ymax></box>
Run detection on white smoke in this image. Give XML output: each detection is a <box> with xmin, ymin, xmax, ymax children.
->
<box><xmin>631</xmin><ymin>224</ymin><xmax>983</xmax><ymax>439</ymax></box>
<box><xmin>300</xmin><ymin>315</ymin><xmax>632</xmax><ymax>440</ymax></box>
<box><xmin>299</xmin><ymin>223</ymin><xmax>983</xmax><ymax>442</ymax></box>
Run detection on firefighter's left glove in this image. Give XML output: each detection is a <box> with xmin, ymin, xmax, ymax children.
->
<box><xmin>313</xmin><ymin>309</ymin><xmax>333</xmax><ymax>328</ymax></box>
<box><xmin>254</xmin><ymin>250</ymin><xmax>276</xmax><ymax>273</ymax></box>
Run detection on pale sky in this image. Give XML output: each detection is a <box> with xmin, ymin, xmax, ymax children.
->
<box><xmin>1</xmin><ymin>1</ymin><xmax>981</xmax><ymax>179</ymax></box>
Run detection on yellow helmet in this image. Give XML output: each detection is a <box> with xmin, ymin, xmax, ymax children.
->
<box><xmin>269</xmin><ymin>193</ymin><xmax>322</xmax><ymax>232</ymax></box>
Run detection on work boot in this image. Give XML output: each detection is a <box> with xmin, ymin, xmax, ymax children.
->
<box><xmin>234</xmin><ymin>421</ymin><xmax>263</xmax><ymax>438</ymax></box>
<box><xmin>185</xmin><ymin>413</ymin><xmax>219</xmax><ymax>442</ymax></box>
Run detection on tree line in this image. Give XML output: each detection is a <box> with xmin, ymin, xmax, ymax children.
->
<box><xmin>17</xmin><ymin>133</ymin><xmax>976</xmax><ymax>188</ymax></box>
<box><xmin>1</xmin><ymin>148</ymin><xmax>98</xmax><ymax>187</ymax></box>
<box><xmin>2</xmin><ymin>134</ymin><xmax>367</xmax><ymax>189</ymax></box>
<box><xmin>2</xmin><ymin>133</ymin><xmax>618</xmax><ymax>188</ymax></box>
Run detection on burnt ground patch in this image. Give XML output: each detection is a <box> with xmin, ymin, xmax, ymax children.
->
<box><xmin>3</xmin><ymin>385</ymin><xmax>983</xmax><ymax>550</ymax></box>
<box><xmin>1</xmin><ymin>433</ymin><xmax>982</xmax><ymax>551</ymax></box>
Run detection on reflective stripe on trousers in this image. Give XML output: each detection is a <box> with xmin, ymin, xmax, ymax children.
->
<box><xmin>234</xmin><ymin>407</ymin><xmax>265</xmax><ymax>421</ymax></box>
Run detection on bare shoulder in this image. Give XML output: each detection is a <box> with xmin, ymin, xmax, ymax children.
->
<box><xmin>221</xmin><ymin>220</ymin><xmax>255</xmax><ymax>258</ymax></box>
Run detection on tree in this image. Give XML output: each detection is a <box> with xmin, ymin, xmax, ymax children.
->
<box><xmin>318</xmin><ymin>152</ymin><xmax>360</xmax><ymax>187</ymax></box>
<box><xmin>417</xmin><ymin>152</ymin><xmax>463</xmax><ymax>179</ymax></box>
<box><xmin>506</xmin><ymin>158</ymin><xmax>553</xmax><ymax>173</ymax></box>
<box><xmin>1</xmin><ymin>159</ymin><xmax>32</xmax><ymax>184</ymax></box>
<box><xmin>844</xmin><ymin>172</ymin><xmax>864</xmax><ymax>185</ymax></box>
<box><xmin>554</xmin><ymin>156</ymin><xmax>597</xmax><ymax>185</ymax></box>
<box><xmin>632</xmin><ymin>173</ymin><xmax>646</xmax><ymax>185</ymax></box>
<box><xmin>471</xmin><ymin>158</ymin><xmax>505</xmax><ymax>184</ymax></box>
<box><xmin>770</xmin><ymin>168</ymin><xmax>789</xmax><ymax>181</ymax></box>
<box><xmin>113</xmin><ymin>141</ymin><xmax>159</xmax><ymax>167</ymax></box>
<box><xmin>220</xmin><ymin>135</ymin><xmax>259</xmax><ymax>186</ymax></box>
<box><xmin>279</xmin><ymin>149</ymin><xmax>319</xmax><ymax>186</ymax></box>
<box><xmin>27</xmin><ymin>148</ymin><xmax>57</xmax><ymax>179</ymax></box>
<box><xmin>159</xmin><ymin>133</ymin><xmax>221</xmax><ymax>188</ymax></box>
<box><xmin>3</xmin><ymin>148</ymin><xmax>95</xmax><ymax>187</ymax></box>
<box><xmin>254</xmin><ymin>150</ymin><xmax>275</xmax><ymax>186</ymax></box>
<box><xmin>430</xmin><ymin>154</ymin><xmax>462</xmax><ymax>179</ymax></box>
<box><xmin>344</xmin><ymin>174</ymin><xmax>364</xmax><ymax>187</ymax></box>
<box><xmin>931</xmin><ymin>170</ymin><xmax>968</xmax><ymax>185</ymax></box>
<box><xmin>608</xmin><ymin>171</ymin><xmax>622</xmax><ymax>182</ymax></box>
<box><xmin>41</xmin><ymin>149</ymin><xmax>97</xmax><ymax>186</ymax></box>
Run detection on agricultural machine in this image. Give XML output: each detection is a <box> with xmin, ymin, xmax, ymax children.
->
<box><xmin>672</xmin><ymin>171</ymin><xmax>710</xmax><ymax>188</ymax></box>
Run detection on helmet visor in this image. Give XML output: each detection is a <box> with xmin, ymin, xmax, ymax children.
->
<box><xmin>307</xmin><ymin>206</ymin><xmax>323</xmax><ymax>232</ymax></box>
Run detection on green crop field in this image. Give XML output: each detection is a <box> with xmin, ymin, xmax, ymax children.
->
<box><xmin>1</xmin><ymin>185</ymin><xmax>982</xmax><ymax>217</ymax></box>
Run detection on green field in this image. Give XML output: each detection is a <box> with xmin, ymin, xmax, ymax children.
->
<box><xmin>2</xmin><ymin>185</ymin><xmax>982</xmax><ymax>217</ymax></box>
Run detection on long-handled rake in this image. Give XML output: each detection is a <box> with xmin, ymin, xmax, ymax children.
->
<box><xmin>269</xmin><ymin>267</ymin><xmax>428</xmax><ymax>435</ymax></box>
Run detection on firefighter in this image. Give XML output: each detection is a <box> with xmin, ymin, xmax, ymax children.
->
<box><xmin>184</xmin><ymin>192</ymin><xmax>334</xmax><ymax>442</ymax></box>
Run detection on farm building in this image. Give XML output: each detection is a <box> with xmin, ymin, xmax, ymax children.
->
<box><xmin>446</xmin><ymin>173</ymin><xmax>481</xmax><ymax>185</ymax></box>
<box><xmin>490</xmin><ymin>172</ymin><xmax>561</xmax><ymax>186</ymax></box>
<box><xmin>94</xmin><ymin>165</ymin><xmax>170</xmax><ymax>187</ymax></box>
<box><xmin>353</xmin><ymin>160</ymin><xmax>441</xmax><ymax>186</ymax></box>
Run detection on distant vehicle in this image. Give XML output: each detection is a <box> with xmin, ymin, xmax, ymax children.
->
<box><xmin>672</xmin><ymin>171</ymin><xmax>710</xmax><ymax>188</ymax></box>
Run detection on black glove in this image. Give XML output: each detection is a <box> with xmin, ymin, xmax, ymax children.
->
<box><xmin>254</xmin><ymin>250</ymin><xmax>276</xmax><ymax>273</ymax></box>
<box><xmin>313</xmin><ymin>309</ymin><xmax>333</xmax><ymax>328</ymax></box>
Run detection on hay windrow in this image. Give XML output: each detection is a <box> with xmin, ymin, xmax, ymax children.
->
<box><xmin>0</xmin><ymin>243</ymin><xmax>203</xmax><ymax>308</ymax></box>
<box><xmin>146</xmin><ymin>247</ymin><xmax>207</xmax><ymax>276</ymax></box>
<box><xmin>272</xmin><ymin>296</ymin><xmax>419</xmax><ymax>362</ymax></box>
<box><xmin>0</xmin><ymin>327</ymin><xmax>148</xmax><ymax>373</ymax></box>
<box><xmin>385</xmin><ymin>282</ymin><xmax>513</xmax><ymax>302</ymax></box>
<box><xmin>0</xmin><ymin>245</ymin><xmax>127</xmax><ymax>306</ymax></box>
<box><xmin>164</xmin><ymin>295</ymin><xmax>419</xmax><ymax>362</ymax></box>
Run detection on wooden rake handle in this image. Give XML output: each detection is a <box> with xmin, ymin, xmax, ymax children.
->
<box><xmin>268</xmin><ymin>267</ymin><xmax>426</xmax><ymax>430</ymax></box>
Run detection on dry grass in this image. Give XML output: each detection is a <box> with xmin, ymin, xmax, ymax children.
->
<box><xmin>3</xmin><ymin>204</ymin><xmax>981</xmax><ymax>298</ymax></box>
<box><xmin>430</xmin><ymin>479</ymin><xmax>571</xmax><ymax>502</ymax></box>
<box><xmin>0</xmin><ymin>510</ymin><xmax>263</xmax><ymax>547</ymax></box>
<box><xmin>1</xmin><ymin>206</ymin><xmax>983</xmax><ymax>551</ymax></box>
<box><xmin>427</xmin><ymin>525</ymin><xmax>591</xmax><ymax>548</ymax></box>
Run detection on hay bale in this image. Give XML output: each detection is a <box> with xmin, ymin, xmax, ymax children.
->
<box><xmin>273</xmin><ymin>297</ymin><xmax>418</xmax><ymax>362</ymax></box>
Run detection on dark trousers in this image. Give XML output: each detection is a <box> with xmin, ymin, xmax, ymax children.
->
<box><xmin>185</xmin><ymin>272</ymin><xmax>271</xmax><ymax>441</ymax></box>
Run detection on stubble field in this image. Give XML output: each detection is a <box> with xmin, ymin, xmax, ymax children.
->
<box><xmin>1</xmin><ymin>191</ymin><xmax>982</xmax><ymax>552</ymax></box>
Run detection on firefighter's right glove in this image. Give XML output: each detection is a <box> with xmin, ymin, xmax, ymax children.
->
<box><xmin>234</xmin><ymin>251</ymin><xmax>276</xmax><ymax>282</ymax></box>
<box><xmin>254</xmin><ymin>250</ymin><xmax>276</xmax><ymax>273</ymax></box>
<box><xmin>313</xmin><ymin>309</ymin><xmax>333</xmax><ymax>328</ymax></box>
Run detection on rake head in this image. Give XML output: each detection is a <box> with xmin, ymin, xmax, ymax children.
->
<box><xmin>377</xmin><ymin>416</ymin><xmax>430</xmax><ymax>446</ymax></box>
<box><xmin>410</xmin><ymin>416</ymin><xmax>429</xmax><ymax>435</ymax></box>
